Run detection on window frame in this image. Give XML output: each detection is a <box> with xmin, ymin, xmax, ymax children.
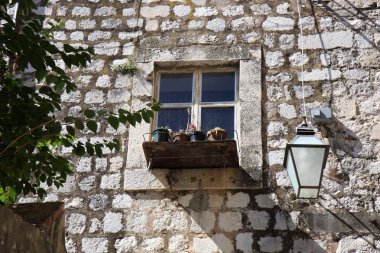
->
<box><xmin>153</xmin><ymin>67</ymin><xmax>239</xmax><ymax>138</ymax></box>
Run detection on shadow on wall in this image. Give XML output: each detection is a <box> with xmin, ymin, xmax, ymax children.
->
<box><xmin>310</xmin><ymin>0</ymin><xmax>380</xmax><ymax>50</ymax></box>
<box><xmin>178</xmin><ymin>190</ymin><xmax>326</xmax><ymax>253</ymax></box>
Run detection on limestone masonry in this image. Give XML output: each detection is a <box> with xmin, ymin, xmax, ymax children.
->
<box><xmin>19</xmin><ymin>0</ymin><xmax>380</xmax><ymax>252</ymax></box>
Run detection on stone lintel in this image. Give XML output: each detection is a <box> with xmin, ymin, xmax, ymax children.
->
<box><xmin>124</xmin><ymin>168</ymin><xmax>262</xmax><ymax>191</ymax></box>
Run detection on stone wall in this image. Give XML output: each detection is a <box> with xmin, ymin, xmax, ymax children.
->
<box><xmin>19</xmin><ymin>0</ymin><xmax>380</xmax><ymax>252</ymax></box>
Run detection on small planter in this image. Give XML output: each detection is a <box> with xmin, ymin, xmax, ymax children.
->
<box><xmin>207</xmin><ymin>128</ymin><xmax>228</xmax><ymax>141</ymax></box>
<box><xmin>153</xmin><ymin>128</ymin><xmax>171</xmax><ymax>142</ymax></box>
<box><xmin>173</xmin><ymin>132</ymin><xmax>190</xmax><ymax>142</ymax></box>
<box><xmin>190</xmin><ymin>131</ymin><xmax>206</xmax><ymax>142</ymax></box>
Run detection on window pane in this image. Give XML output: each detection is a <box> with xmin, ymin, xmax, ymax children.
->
<box><xmin>201</xmin><ymin>107</ymin><xmax>234</xmax><ymax>139</ymax></box>
<box><xmin>157</xmin><ymin>108</ymin><xmax>189</xmax><ymax>132</ymax></box>
<box><xmin>159</xmin><ymin>73</ymin><xmax>193</xmax><ymax>103</ymax></box>
<box><xmin>201</xmin><ymin>72</ymin><xmax>235</xmax><ymax>102</ymax></box>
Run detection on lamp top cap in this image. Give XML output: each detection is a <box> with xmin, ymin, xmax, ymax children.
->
<box><xmin>296</xmin><ymin>126</ymin><xmax>316</xmax><ymax>136</ymax></box>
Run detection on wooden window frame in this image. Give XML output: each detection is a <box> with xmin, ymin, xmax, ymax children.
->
<box><xmin>153</xmin><ymin>67</ymin><xmax>239</xmax><ymax>138</ymax></box>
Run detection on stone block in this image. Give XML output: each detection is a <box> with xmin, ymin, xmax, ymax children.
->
<box><xmin>169</xmin><ymin>235</ymin><xmax>189</xmax><ymax>252</ymax></box>
<box><xmin>79</xmin><ymin>19</ymin><xmax>96</xmax><ymax>29</ymax></box>
<box><xmin>194</xmin><ymin>7</ymin><xmax>218</xmax><ymax>17</ymax></box>
<box><xmin>236</xmin><ymin>233</ymin><xmax>254</xmax><ymax>253</ymax></box>
<box><xmin>206</xmin><ymin>18</ymin><xmax>226</xmax><ymax>32</ymax></box>
<box><xmin>278</xmin><ymin>103</ymin><xmax>297</xmax><ymax>119</ymax></box>
<box><xmin>102</xmin><ymin>18</ymin><xmax>122</xmax><ymax>28</ymax></box>
<box><xmin>193</xmin><ymin>236</ymin><xmax>219</xmax><ymax>252</ymax></box>
<box><xmin>67</xmin><ymin>213</ymin><xmax>86</xmax><ymax>234</ymax></box>
<box><xmin>65</xmin><ymin>197</ymin><xmax>84</xmax><ymax>209</ymax></box>
<box><xmin>251</xmin><ymin>4</ymin><xmax>271</xmax><ymax>15</ymax></box>
<box><xmin>302</xmin><ymin>212</ymin><xmax>380</xmax><ymax>233</ymax></box>
<box><xmin>82</xmin><ymin>238</ymin><xmax>108</xmax><ymax>253</ymax></box>
<box><xmin>219</xmin><ymin>212</ymin><xmax>242</xmax><ymax>232</ymax></box>
<box><xmin>94</xmin><ymin>42</ymin><xmax>120</xmax><ymax>55</ymax></box>
<box><xmin>89</xmin><ymin>194</ymin><xmax>108</xmax><ymax>211</ymax></box>
<box><xmin>223</xmin><ymin>5</ymin><xmax>244</xmax><ymax>16</ymax></box>
<box><xmin>84</xmin><ymin>89</ymin><xmax>104</xmax><ymax>104</ymax></box>
<box><xmin>262</xmin><ymin>17</ymin><xmax>294</xmax><ymax>31</ymax></box>
<box><xmin>103</xmin><ymin>212</ymin><xmax>123</xmax><ymax>233</ymax></box>
<box><xmin>145</xmin><ymin>20</ymin><xmax>158</xmax><ymax>31</ymax></box>
<box><xmin>246</xmin><ymin>210</ymin><xmax>270</xmax><ymax>230</ymax></box>
<box><xmin>298</xmin><ymin>68</ymin><xmax>341</xmax><ymax>81</ymax></box>
<box><xmin>191</xmin><ymin>0</ymin><xmax>206</xmax><ymax>5</ymax></box>
<box><xmin>293</xmin><ymin>239</ymin><xmax>325</xmax><ymax>253</ymax></box>
<box><xmin>122</xmin><ymin>8</ymin><xmax>135</xmax><ymax>16</ymax></box>
<box><xmin>114</xmin><ymin>237</ymin><xmax>137</xmax><ymax>253</ymax></box>
<box><xmin>141</xmin><ymin>6</ymin><xmax>170</xmax><ymax>18</ymax></box>
<box><xmin>141</xmin><ymin>237</ymin><xmax>165</xmax><ymax>252</ymax></box>
<box><xmin>153</xmin><ymin>210</ymin><xmax>188</xmax><ymax>232</ymax></box>
<box><xmin>226</xmin><ymin>192</ymin><xmax>250</xmax><ymax>208</ymax></box>
<box><xmin>212</xmin><ymin>234</ymin><xmax>234</xmax><ymax>253</ymax></box>
<box><xmin>112</xmin><ymin>194</ymin><xmax>132</xmax><ymax>209</ymax></box>
<box><xmin>268</xmin><ymin>150</ymin><xmax>285</xmax><ymax>166</ymax></box>
<box><xmin>190</xmin><ymin>211</ymin><xmax>216</xmax><ymax>233</ymax></box>
<box><xmin>255</xmin><ymin>194</ymin><xmax>277</xmax><ymax>208</ymax></box>
<box><xmin>72</xmin><ymin>7</ymin><xmax>91</xmax><ymax>17</ymax></box>
<box><xmin>231</xmin><ymin>17</ymin><xmax>256</xmax><ymax>31</ymax></box>
<box><xmin>88</xmin><ymin>31</ymin><xmax>112</xmax><ymax>41</ymax></box>
<box><xmin>100</xmin><ymin>173</ymin><xmax>121</xmax><ymax>190</ymax></box>
<box><xmin>126</xmin><ymin>211</ymin><xmax>147</xmax><ymax>233</ymax></box>
<box><xmin>78</xmin><ymin>176</ymin><xmax>96</xmax><ymax>191</ymax></box>
<box><xmin>279</xmin><ymin>34</ymin><xmax>295</xmax><ymax>49</ymax></box>
<box><xmin>107</xmin><ymin>89</ymin><xmax>131</xmax><ymax>103</ymax></box>
<box><xmin>94</xmin><ymin>7</ymin><xmax>116</xmax><ymax>16</ymax></box>
<box><xmin>265</xmin><ymin>51</ymin><xmax>285</xmax><ymax>68</ymax></box>
<box><xmin>89</xmin><ymin>218</ymin><xmax>102</xmax><ymax>233</ymax></box>
<box><xmin>298</xmin><ymin>31</ymin><xmax>353</xmax><ymax>49</ymax></box>
<box><xmin>258</xmin><ymin>237</ymin><xmax>283</xmax><ymax>252</ymax></box>
<box><xmin>289</xmin><ymin>52</ymin><xmax>309</xmax><ymax>66</ymax></box>
<box><xmin>124</xmin><ymin>169</ymin><xmax>170</xmax><ymax>190</ymax></box>
<box><xmin>174</xmin><ymin>5</ymin><xmax>191</xmax><ymax>17</ymax></box>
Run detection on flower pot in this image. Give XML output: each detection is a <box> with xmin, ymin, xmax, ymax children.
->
<box><xmin>207</xmin><ymin>129</ymin><xmax>228</xmax><ymax>141</ymax></box>
<box><xmin>190</xmin><ymin>131</ymin><xmax>206</xmax><ymax>142</ymax></box>
<box><xmin>152</xmin><ymin>128</ymin><xmax>170</xmax><ymax>142</ymax></box>
<box><xmin>173</xmin><ymin>132</ymin><xmax>190</xmax><ymax>142</ymax></box>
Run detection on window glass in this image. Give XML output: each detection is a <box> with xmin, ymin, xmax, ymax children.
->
<box><xmin>201</xmin><ymin>72</ymin><xmax>235</xmax><ymax>102</ymax></box>
<box><xmin>157</xmin><ymin>108</ymin><xmax>189</xmax><ymax>132</ymax></box>
<box><xmin>159</xmin><ymin>73</ymin><xmax>193</xmax><ymax>103</ymax></box>
<box><xmin>201</xmin><ymin>107</ymin><xmax>234</xmax><ymax>139</ymax></box>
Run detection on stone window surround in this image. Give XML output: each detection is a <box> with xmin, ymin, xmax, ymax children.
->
<box><xmin>124</xmin><ymin>45</ymin><xmax>263</xmax><ymax>191</ymax></box>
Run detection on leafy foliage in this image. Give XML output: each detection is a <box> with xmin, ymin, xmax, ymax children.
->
<box><xmin>0</xmin><ymin>0</ymin><xmax>160</xmax><ymax>204</ymax></box>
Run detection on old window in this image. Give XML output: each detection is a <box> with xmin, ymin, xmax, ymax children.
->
<box><xmin>155</xmin><ymin>68</ymin><xmax>238</xmax><ymax>139</ymax></box>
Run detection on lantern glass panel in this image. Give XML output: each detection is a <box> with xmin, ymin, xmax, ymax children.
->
<box><xmin>286</xmin><ymin>150</ymin><xmax>299</xmax><ymax>194</ymax></box>
<box><xmin>299</xmin><ymin>188</ymin><xmax>319</xmax><ymax>199</ymax></box>
<box><xmin>291</xmin><ymin>147</ymin><xmax>325</xmax><ymax>187</ymax></box>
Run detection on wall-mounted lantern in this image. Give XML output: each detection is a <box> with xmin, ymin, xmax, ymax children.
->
<box><xmin>283</xmin><ymin>119</ymin><xmax>330</xmax><ymax>199</ymax></box>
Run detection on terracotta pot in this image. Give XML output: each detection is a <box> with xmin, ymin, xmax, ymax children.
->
<box><xmin>207</xmin><ymin>129</ymin><xmax>228</xmax><ymax>141</ymax></box>
<box><xmin>173</xmin><ymin>132</ymin><xmax>189</xmax><ymax>142</ymax></box>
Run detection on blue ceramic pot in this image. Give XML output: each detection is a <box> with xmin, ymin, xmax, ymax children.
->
<box><xmin>153</xmin><ymin>129</ymin><xmax>170</xmax><ymax>142</ymax></box>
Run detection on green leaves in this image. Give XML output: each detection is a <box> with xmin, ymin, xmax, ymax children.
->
<box><xmin>0</xmin><ymin>0</ymin><xmax>162</xmax><ymax>204</ymax></box>
<box><xmin>87</xmin><ymin>120</ymin><xmax>97</xmax><ymax>133</ymax></box>
<box><xmin>108</xmin><ymin>116</ymin><xmax>119</xmax><ymax>130</ymax></box>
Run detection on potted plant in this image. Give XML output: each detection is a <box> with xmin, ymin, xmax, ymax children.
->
<box><xmin>172</xmin><ymin>129</ymin><xmax>190</xmax><ymax>142</ymax></box>
<box><xmin>207</xmin><ymin>127</ymin><xmax>228</xmax><ymax>141</ymax></box>
<box><xmin>153</xmin><ymin>127</ymin><xmax>171</xmax><ymax>142</ymax></box>
<box><xmin>184</xmin><ymin>122</ymin><xmax>204</xmax><ymax>142</ymax></box>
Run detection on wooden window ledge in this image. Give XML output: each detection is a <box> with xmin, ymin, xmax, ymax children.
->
<box><xmin>142</xmin><ymin>140</ymin><xmax>239</xmax><ymax>169</ymax></box>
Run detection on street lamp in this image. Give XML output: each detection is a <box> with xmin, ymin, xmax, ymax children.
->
<box><xmin>283</xmin><ymin>121</ymin><xmax>330</xmax><ymax>199</ymax></box>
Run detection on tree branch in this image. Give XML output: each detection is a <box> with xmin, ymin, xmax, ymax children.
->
<box><xmin>0</xmin><ymin>118</ymin><xmax>55</xmax><ymax>157</ymax></box>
